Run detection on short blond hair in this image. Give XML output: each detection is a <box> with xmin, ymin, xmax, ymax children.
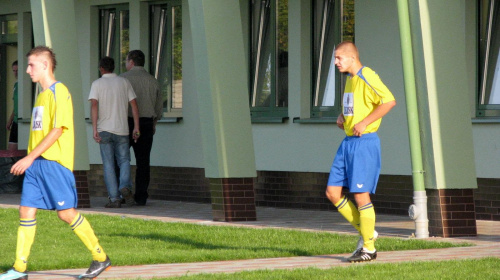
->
<box><xmin>336</xmin><ymin>41</ymin><xmax>359</xmax><ymax>58</ymax></box>
<box><xmin>27</xmin><ymin>46</ymin><xmax>57</xmax><ymax>72</ymax></box>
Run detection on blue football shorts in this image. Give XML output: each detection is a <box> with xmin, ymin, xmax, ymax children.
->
<box><xmin>21</xmin><ymin>158</ymin><xmax>78</xmax><ymax>210</ymax></box>
<box><xmin>327</xmin><ymin>133</ymin><xmax>381</xmax><ymax>194</ymax></box>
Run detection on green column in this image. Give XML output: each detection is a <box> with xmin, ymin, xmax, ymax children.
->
<box><xmin>409</xmin><ymin>0</ymin><xmax>477</xmax><ymax>237</ymax></box>
<box><xmin>414</xmin><ymin>0</ymin><xmax>477</xmax><ymax>190</ymax></box>
<box><xmin>187</xmin><ymin>0</ymin><xmax>256</xmax><ymax>178</ymax></box>
<box><xmin>30</xmin><ymin>0</ymin><xmax>89</xmax><ymax>171</ymax></box>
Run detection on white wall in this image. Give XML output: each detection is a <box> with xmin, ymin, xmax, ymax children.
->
<box><xmin>356</xmin><ymin>0</ymin><xmax>411</xmax><ymax>175</ymax></box>
<box><xmin>8</xmin><ymin>0</ymin><xmax>497</xmax><ymax>180</ymax></box>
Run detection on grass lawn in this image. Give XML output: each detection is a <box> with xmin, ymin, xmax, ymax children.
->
<box><xmin>0</xmin><ymin>208</ymin><xmax>471</xmax><ymax>274</ymax></box>
<box><xmin>146</xmin><ymin>258</ymin><xmax>500</xmax><ymax>280</ymax></box>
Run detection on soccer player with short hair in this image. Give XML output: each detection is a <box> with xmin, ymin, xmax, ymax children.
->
<box><xmin>0</xmin><ymin>46</ymin><xmax>111</xmax><ymax>280</ymax></box>
<box><xmin>325</xmin><ymin>41</ymin><xmax>396</xmax><ymax>263</ymax></box>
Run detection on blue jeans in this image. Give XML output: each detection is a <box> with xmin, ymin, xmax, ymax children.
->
<box><xmin>99</xmin><ymin>131</ymin><xmax>132</xmax><ymax>202</ymax></box>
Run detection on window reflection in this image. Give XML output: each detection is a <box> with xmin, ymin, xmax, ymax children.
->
<box><xmin>0</xmin><ymin>15</ymin><xmax>18</xmax><ymax>45</ymax></box>
<box><xmin>251</xmin><ymin>0</ymin><xmax>288</xmax><ymax>112</ymax></box>
<box><xmin>151</xmin><ymin>2</ymin><xmax>182</xmax><ymax>116</ymax></box>
<box><xmin>481</xmin><ymin>0</ymin><xmax>500</xmax><ymax>105</ymax></box>
<box><xmin>100</xmin><ymin>6</ymin><xmax>129</xmax><ymax>74</ymax></box>
<box><xmin>313</xmin><ymin>0</ymin><xmax>337</xmax><ymax>107</ymax></box>
<box><xmin>100</xmin><ymin>9</ymin><xmax>116</xmax><ymax>58</ymax></box>
<box><xmin>311</xmin><ymin>0</ymin><xmax>354</xmax><ymax>118</ymax></box>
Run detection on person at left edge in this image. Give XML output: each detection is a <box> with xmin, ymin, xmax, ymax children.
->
<box><xmin>0</xmin><ymin>46</ymin><xmax>111</xmax><ymax>280</ymax></box>
<box><xmin>7</xmin><ymin>60</ymin><xmax>19</xmax><ymax>151</ymax></box>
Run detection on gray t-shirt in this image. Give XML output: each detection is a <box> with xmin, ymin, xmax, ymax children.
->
<box><xmin>120</xmin><ymin>66</ymin><xmax>162</xmax><ymax>119</ymax></box>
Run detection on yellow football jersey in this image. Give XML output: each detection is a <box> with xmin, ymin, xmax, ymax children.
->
<box><xmin>28</xmin><ymin>82</ymin><xmax>74</xmax><ymax>171</ymax></box>
<box><xmin>342</xmin><ymin>67</ymin><xmax>395</xmax><ymax>136</ymax></box>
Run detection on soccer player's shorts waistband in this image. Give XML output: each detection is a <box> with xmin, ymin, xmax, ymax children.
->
<box><xmin>344</xmin><ymin>132</ymin><xmax>378</xmax><ymax>141</ymax></box>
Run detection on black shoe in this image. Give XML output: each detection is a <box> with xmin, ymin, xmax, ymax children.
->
<box><xmin>135</xmin><ymin>199</ymin><xmax>147</xmax><ymax>206</ymax></box>
<box><xmin>78</xmin><ymin>256</ymin><xmax>111</xmax><ymax>279</ymax></box>
<box><xmin>347</xmin><ymin>248</ymin><xmax>377</xmax><ymax>263</ymax></box>
<box><xmin>120</xmin><ymin>188</ymin><xmax>135</xmax><ymax>206</ymax></box>
<box><xmin>104</xmin><ymin>200</ymin><xmax>121</xmax><ymax>208</ymax></box>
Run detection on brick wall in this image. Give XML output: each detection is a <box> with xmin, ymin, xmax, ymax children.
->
<box><xmin>87</xmin><ymin>165</ymin><xmax>211</xmax><ymax>203</ymax></box>
<box><xmin>427</xmin><ymin>189</ymin><xmax>477</xmax><ymax>237</ymax></box>
<box><xmin>74</xmin><ymin>170</ymin><xmax>90</xmax><ymax>208</ymax></box>
<box><xmin>475</xmin><ymin>178</ymin><xmax>500</xmax><ymax>221</ymax></box>
<box><xmin>372</xmin><ymin>175</ymin><xmax>414</xmax><ymax>215</ymax></box>
<box><xmin>87</xmin><ymin>165</ymin><xmax>499</xmax><ymax>221</ymax></box>
<box><xmin>254</xmin><ymin>171</ymin><xmax>414</xmax><ymax>215</ymax></box>
<box><xmin>148</xmin><ymin>166</ymin><xmax>211</xmax><ymax>203</ymax></box>
<box><xmin>254</xmin><ymin>171</ymin><xmax>333</xmax><ymax>210</ymax></box>
<box><xmin>210</xmin><ymin>178</ymin><xmax>256</xmax><ymax>222</ymax></box>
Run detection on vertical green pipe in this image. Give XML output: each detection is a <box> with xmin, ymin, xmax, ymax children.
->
<box><xmin>397</xmin><ymin>0</ymin><xmax>429</xmax><ymax>238</ymax></box>
<box><xmin>397</xmin><ymin>0</ymin><xmax>425</xmax><ymax>192</ymax></box>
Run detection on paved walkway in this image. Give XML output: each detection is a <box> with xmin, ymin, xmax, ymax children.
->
<box><xmin>0</xmin><ymin>194</ymin><xmax>499</xmax><ymax>279</ymax></box>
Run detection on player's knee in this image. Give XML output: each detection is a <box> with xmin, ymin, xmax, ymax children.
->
<box><xmin>57</xmin><ymin>208</ymin><xmax>78</xmax><ymax>224</ymax></box>
<box><xmin>325</xmin><ymin>187</ymin><xmax>341</xmax><ymax>204</ymax></box>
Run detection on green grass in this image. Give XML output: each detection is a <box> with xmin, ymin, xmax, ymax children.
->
<box><xmin>144</xmin><ymin>258</ymin><xmax>500</xmax><ymax>280</ymax></box>
<box><xmin>0</xmin><ymin>208</ymin><xmax>470</xmax><ymax>273</ymax></box>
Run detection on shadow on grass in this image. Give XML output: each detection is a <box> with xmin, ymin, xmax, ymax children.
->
<box><xmin>108</xmin><ymin>232</ymin><xmax>313</xmax><ymax>256</ymax></box>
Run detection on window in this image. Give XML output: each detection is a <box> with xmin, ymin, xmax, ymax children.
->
<box><xmin>151</xmin><ymin>1</ymin><xmax>183</xmax><ymax>117</ymax></box>
<box><xmin>311</xmin><ymin>0</ymin><xmax>354</xmax><ymax>118</ymax></box>
<box><xmin>0</xmin><ymin>14</ymin><xmax>17</xmax><ymax>44</ymax></box>
<box><xmin>479</xmin><ymin>0</ymin><xmax>500</xmax><ymax>116</ymax></box>
<box><xmin>250</xmin><ymin>0</ymin><xmax>288</xmax><ymax>121</ymax></box>
<box><xmin>100</xmin><ymin>5</ymin><xmax>129</xmax><ymax>74</ymax></box>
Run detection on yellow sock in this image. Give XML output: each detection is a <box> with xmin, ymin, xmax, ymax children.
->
<box><xmin>334</xmin><ymin>196</ymin><xmax>361</xmax><ymax>233</ymax></box>
<box><xmin>71</xmin><ymin>213</ymin><xmax>107</xmax><ymax>262</ymax></box>
<box><xmin>13</xmin><ymin>219</ymin><xmax>37</xmax><ymax>272</ymax></box>
<box><xmin>359</xmin><ymin>203</ymin><xmax>376</xmax><ymax>251</ymax></box>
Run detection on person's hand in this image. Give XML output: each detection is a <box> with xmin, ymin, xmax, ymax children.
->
<box><xmin>6</xmin><ymin>120</ymin><xmax>12</xmax><ymax>130</ymax></box>
<box><xmin>93</xmin><ymin>131</ymin><xmax>101</xmax><ymax>143</ymax></box>
<box><xmin>353</xmin><ymin>121</ymin><xmax>367</xmax><ymax>137</ymax></box>
<box><xmin>11</xmin><ymin>156</ymin><xmax>35</xmax><ymax>176</ymax></box>
<box><xmin>132</xmin><ymin>129</ymin><xmax>140</xmax><ymax>143</ymax></box>
<box><xmin>336</xmin><ymin>114</ymin><xmax>345</xmax><ymax>130</ymax></box>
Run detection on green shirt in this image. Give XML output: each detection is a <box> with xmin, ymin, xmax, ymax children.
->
<box><xmin>13</xmin><ymin>81</ymin><xmax>18</xmax><ymax>122</ymax></box>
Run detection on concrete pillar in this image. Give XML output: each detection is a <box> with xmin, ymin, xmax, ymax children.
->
<box><xmin>409</xmin><ymin>0</ymin><xmax>477</xmax><ymax>237</ymax></box>
<box><xmin>30</xmin><ymin>0</ymin><xmax>91</xmax><ymax>207</ymax></box>
<box><xmin>187</xmin><ymin>0</ymin><xmax>257</xmax><ymax>221</ymax></box>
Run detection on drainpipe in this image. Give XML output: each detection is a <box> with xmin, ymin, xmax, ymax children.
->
<box><xmin>396</xmin><ymin>0</ymin><xmax>429</xmax><ymax>238</ymax></box>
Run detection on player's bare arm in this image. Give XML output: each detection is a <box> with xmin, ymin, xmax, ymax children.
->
<box><xmin>337</xmin><ymin>113</ymin><xmax>345</xmax><ymax>130</ymax></box>
<box><xmin>353</xmin><ymin>100</ymin><xmax>396</xmax><ymax>136</ymax></box>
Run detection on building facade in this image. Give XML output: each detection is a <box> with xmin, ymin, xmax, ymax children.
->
<box><xmin>1</xmin><ymin>0</ymin><xmax>498</xmax><ymax>237</ymax></box>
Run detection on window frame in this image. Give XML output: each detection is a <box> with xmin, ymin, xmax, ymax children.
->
<box><xmin>150</xmin><ymin>0</ymin><xmax>183</xmax><ymax>119</ymax></box>
<box><xmin>249</xmin><ymin>0</ymin><xmax>289</xmax><ymax>122</ymax></box>
<box><xmin>478</xmin><ymin>0</ymin><xmax>500</xmax><ymax>117</ymax></box>
<box><xmin>310</xmin><ymin>0</ymin><xmax>354</xmax><ymax>119</ymax></box>
<box><xmin>0</xmin><ymin>14</ymin><xmax>17</xmax><ymax>45</ymax></box>
<box><xmin>99</xmin><ymin>4</ymin><xmax>129</xmax><ymax>75</ymax></box>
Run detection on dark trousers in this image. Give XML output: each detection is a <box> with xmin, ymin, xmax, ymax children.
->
<box><xmin>128</xmin><ymin>117</ymin><xmax>154</xmax><ymax>204</ymax></box>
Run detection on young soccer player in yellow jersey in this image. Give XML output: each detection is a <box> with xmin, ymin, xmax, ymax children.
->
<box><xmin>325</xmin><ymin>41</ymin><xmax>396</xmax><ymax>262</ymax></box>
<box><xmin>0</xmin><ymin>46</ymin><xmax>110</xmax><ymax>280</ymax></box>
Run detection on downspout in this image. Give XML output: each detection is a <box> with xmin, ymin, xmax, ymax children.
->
<box><xmin>396</xmin><ymin>0</ymin><xmax>429</xmax><ymax>238</ymax></box>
